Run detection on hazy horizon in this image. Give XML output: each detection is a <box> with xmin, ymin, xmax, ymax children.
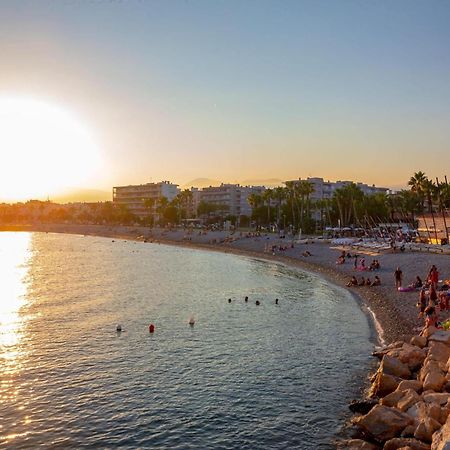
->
<box><xmin>1</xmin><ymin>1</ymin><xmax>450</xmax><ymax>201</ymax></box>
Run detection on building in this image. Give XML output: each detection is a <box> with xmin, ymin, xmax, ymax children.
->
<box><xmin>112</xmin><ymin>181</ymin><xmax>179</xmax><ymax>218</ymax></box>
<box><xmin>284</xmin><ymin>177</ymin><xmax>388</xmax><ymax>201</ymax></box>
<box><xmin>198</xmin><ymin>184</ymin><xmax>266</xmax><ymax>219</ymax></box>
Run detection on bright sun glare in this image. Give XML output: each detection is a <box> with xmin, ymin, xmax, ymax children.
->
<box><xmin>0</xmin><ymin>97</ymin><xmax>102</xmax><ymax>202</ymax></box>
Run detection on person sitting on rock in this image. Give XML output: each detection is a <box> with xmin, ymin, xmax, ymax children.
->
<box><xmin>358</xmin><ymin>276</ymin><xmax>366</xmax><ymax>286</ymax></box>
<box><xmin>347</xmin><ymin>276</ymin><xmax>358</xmax><ymax>287</ymax></box>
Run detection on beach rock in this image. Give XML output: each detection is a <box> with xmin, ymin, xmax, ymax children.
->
<box><xmin>429</xmin><ymin>331</ymin><xmax>450</xmax><ymax>346</ymax></box>
<box><xmin>401</xmin><ymin>425</ymin><xmax>417</xmax><ymax>437</ymax></box>
<box><xmin>423</xmin><ymin>393</ymin><xmax>450</xmax><ymax>405</ymax></box>
<box><xmin>397</xmin><ymin>380</ymin><xmax>423</xmax><ymax>393</ymax></box>
<box><xmin>355</xmin><ymin>405</ymin><xmax>414</xmax><ymax>442</ymax></box>
<box><xmin>439</xmin><ymin>407</ymin><xmax>450</xmax><ymax>425</ymax></box>
<box><xmin>423</xmin><ymin>370</ymin><xmax>446</xmax><ymax>393</ymax></box>
<box><xmin>382</xmin><ymin>355</ymin><xmax>412</xmax><ymax>379</ymax></box>
<box><xmin>374</xmin><ymin>342</ymin><xmax>407</xmax><ymax>359</ymax></box>
<box><xmin>423</xmin><ymin>327</ymin><xmax>438</xmax><ymax>339</ymax></box>
<box><xmin>414</xmin><ymin>417</ymin><xmax>442</xmax><ymax>442</ymax></box>
<box><xmin>336</xmin><ymin>439</ymin><xmax>380</xmax><ymax>449</ymax></box>
<box><xmin>370</xmin><ymin>371</ymin><xmax>401</xmax><ymax>398</ymax></box>
<box><xmin>407</xmin><ymin>402</ymin><xmax>432</xmax><ymax>421</ymax></box>
<box><xmin>431</xmin><ymin>413</ymin><xmax>450</xmax><ymax>449</ymax></box>
<box><xmin>383</xmin><ymin>437</ymin><xmax>431</xmax><ymax>450</ymax></box>
<box><xmin>387</xmin><ymin>344</ymin><xmax>427</xmax><ymax>371</ymax></box>
<box><xmin>382</xmin><ymin>391</ymin><xmax>405</xmax><ymax>408</ymax></box>
<box><xmin>398</xmin><ymin>389</ymin><xmax>421</xmax><ymax>412</ymax></box>
<box><xmin>411</xmin><ymin>336</ymin><xmax>428</xmax><ymax>349</ymax></box>
<box><xmin>428</xmin><ymin>342</ymin><xmax>450</xmax><ymax>364</ymax></box>
<box><xmin>350</xmin><ymin>399</ymin><xmax>379</xmax><ymax>415</ymax></box>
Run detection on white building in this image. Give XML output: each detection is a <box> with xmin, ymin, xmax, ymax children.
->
<box><xmin>198</xmin><ymin>184</ymin><xmax>266</xmax><ymax>218</ymax></box>
<box><xmin>112</xmin><ymin>181</ymin><xmax>179</xmax><ymax>218</ymax></box>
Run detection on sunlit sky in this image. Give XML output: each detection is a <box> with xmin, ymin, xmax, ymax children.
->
<box><xmin>1</xmin><ymin>0</ymin><xmax>450</xmax><ymax>201</ymax></box>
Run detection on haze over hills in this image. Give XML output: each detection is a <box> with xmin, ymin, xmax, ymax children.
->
<box><xmin>51</xmin><ymin>188</ymin><xmax>111</xmax><ymax>204</ymax></box>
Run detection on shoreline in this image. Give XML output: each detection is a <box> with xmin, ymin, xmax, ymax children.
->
<box><xmin>3</xmin><ymin>223</ymin><xmax>448</xmax><ymax>345</ymax></box>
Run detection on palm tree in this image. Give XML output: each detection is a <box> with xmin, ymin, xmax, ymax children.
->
<box><xmin>408</xmin><ymin>171</ymin><xmax>428</xmax><ymax>213</ymax></box>
<box><xmin>272</xmin><ymin>186</ymin><xmax>286</xmax><ymax>229</ymax></box>
<box><xmin>284</xmin><ymin>181</ymin><xmax>297</xmax><ymax>230</ymax></box>
<box><xmin>296</xmin><ymin>180</ymin><xmax>314</xmax><ymax>229</ymax></box>
<box><xmin>262</xmin><ymin>188</ymin><xmax>273</xmax><ymax>225</ymax></box>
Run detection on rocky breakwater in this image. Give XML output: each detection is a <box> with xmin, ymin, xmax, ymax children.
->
<box><xmin>340</xmin><ymin>328</ymin><xmax>450</xmax><ymax>449</ymax></box>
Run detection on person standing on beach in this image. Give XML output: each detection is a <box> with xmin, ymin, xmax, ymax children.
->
<box><xmin>394</xmin><ymin>267</ymin><xmax>403</xmax><ymax>288</ymax></box>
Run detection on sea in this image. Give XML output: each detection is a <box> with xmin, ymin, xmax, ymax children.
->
<box><xmin>0</xmin><ymin>232</ymin><xmax>373</xmax><ymax>449</ymax></box>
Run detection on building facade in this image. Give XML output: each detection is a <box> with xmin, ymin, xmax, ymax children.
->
<box><xmin>112</xmin><ymin>181</ymin><xmax>179</xmax><ymax>218</ymax></box>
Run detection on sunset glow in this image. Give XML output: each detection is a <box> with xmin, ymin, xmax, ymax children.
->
<box><xmin>0</xmin><ymin>97</ymin><xmax>101</xmax><ymax>202</ymax></box>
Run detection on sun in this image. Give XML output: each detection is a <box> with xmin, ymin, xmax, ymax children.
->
<box><xmin>0</xmin><ymin>96</ymin><xmax>102</xmax><ymax>202</ymax></box>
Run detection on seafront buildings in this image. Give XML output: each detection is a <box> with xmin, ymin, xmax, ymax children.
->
<box><xmin>112</xmin><ymin>181</ymin><xmax>179</xmax><ymax>218</ymax></box>
<box><xmin>112</xmin><ymin>177</ymin><xmax>389</xmax><ymax>222</ymax></box>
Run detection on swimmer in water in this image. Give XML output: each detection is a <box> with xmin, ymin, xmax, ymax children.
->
<box><xmin>228</xmin><ymin>298</ymin><xmax>232</xmax><ymax>303</ymax></box>
<box><xmin>275</xmin><ymin>298</ymin><xmax>279</xmax><ymax>304</ymax></box>
<box><xmin>244</xmin><ymin>296</ymin><xmax>248</xmax><ymax>302</ymax></box>
<box><xmin>255</xmin><ymin>300</ymin><xmax>260</xmax><ymax>305</ymax></box>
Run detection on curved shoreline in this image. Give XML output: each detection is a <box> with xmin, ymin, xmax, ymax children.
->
<box><xmin>4</xmin><ymin>223</ymin><xmax>446</xmax><ymax>345</ymax></box>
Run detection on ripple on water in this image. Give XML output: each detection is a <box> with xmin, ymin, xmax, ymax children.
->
<box><xmin>0</xmin><ymin>233</ymin><xmax>372</xmax><ymax>449</ymax></box>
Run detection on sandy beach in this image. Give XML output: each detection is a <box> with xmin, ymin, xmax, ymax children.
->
<box><xmin>2</xmin><ymin>223</ymin><xmax>450</xmax><ymax>345</ymax></box>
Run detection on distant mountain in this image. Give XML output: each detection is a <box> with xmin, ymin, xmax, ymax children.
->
<box><xmin>182</xmin><ymin>178</ymin><xmax>222</xmax><ymax>189</ymax></box>
<box><xmin>51</xmin><ymin>188</ymin><xmax>111</xmax><ymax>204</ymax></box>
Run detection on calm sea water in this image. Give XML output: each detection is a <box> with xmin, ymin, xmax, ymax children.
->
<box><xmin>0</xmin><ymin>232</ymin><xmax>373</xmax><ymax>449</ymax></box>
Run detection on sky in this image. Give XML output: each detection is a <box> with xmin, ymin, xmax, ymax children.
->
<box><xmin>1</xmin><ymin>0</ymin><xmax>450</xmax><ymax>201</ymax></box>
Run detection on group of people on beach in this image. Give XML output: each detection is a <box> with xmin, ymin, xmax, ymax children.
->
<box><xmin>337</xmin><ymin>251</ymin><xmax>381</xmax><ymax>273</ymax></box>
<box><xmin>347</xmin><ymin>275</ymin><xmax>381</xmax><ymax>287</ymax></box>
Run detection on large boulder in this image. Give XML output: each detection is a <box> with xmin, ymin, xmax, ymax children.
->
<box><xmin>397</xmin><ymin>389</ymin><xmax>421</xmax><ymax>412</ymax></box>
<box><xmin>429</xmin><ymin>331</ymin><xmax>450</xmax><ymax>346</ymax></box>
<box><xmin>410</xmin><ymin>335</ymin><xmax>428</xmax><ymax>349</ymax></box>
<box><xmin>424</xmin><ymin>371</ymin><xmax>447</xmax><ymax>392</ymax></box>
<box><xmin>382</xmin><ymin>355</ymin><xmax>412</xmax><ymax>379</ymax></box>
<box><xmin>350</xmin><ymin>399</ymin><xmax>379</xmax><ymax>415</ymax></box>
<box><xmin>381</xmin><ymin>391</ymin><xmax>405</xmax><ymax>408</ymax></box>
<box><xmin>397</xmin><ymin>380</ymin><xmax>423</xmax><ymax>393</ymax></box>
<box><xmin>355</xmin><ymin>405</ymin><xmax>414</xmax><ymax>442</ymax></box>
<box><xmin>423</xmin><ymin>393</ymin><xmax>450</xmax><ymax>405</ymax></box>
<box><xmin>370</xmin><ymin>371</ymin><xmax>402</xmax><ymax>398</ymax></box>
<box><xmin>428</xmin><ymin>342</ymin><xmax>450</xmax><ymax>364</ymax></box>
<box><xmin>383</xmin><ymin>437</ymin><xmax>431</xmax><ymax>449</ymax></box>
<box><xmin>431</xmin><ymin>412</ymin><xmax>450</xmax><ymax>449</ymax></box>
<box><xmin>414</xmin><ymin>417</ymin><xmax>442</xmax><ymax>442</ymax></box>
<box><xmin>387</xmin><ymin>344</ymin><xmax>427</xmax><ymax>371</ymax></box>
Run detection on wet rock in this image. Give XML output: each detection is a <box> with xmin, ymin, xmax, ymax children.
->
<box><xmin>383</xmin><ymin>437</ymin><xmax>431</xmax><ymax>450</ymax></box>
<box><xmin>355</xmin><ymin>405</ymin><xmax>414</xmax><ymax>442</ymax></box>
<box><xmin>336</xmin><ymin>438</ymin><xmax>380</xmax><ymax>449</ymax></box>
<box><xmin>350</xmin><ymin>399</ymin><xmax>379</xmax><ymax>415</ymax></box>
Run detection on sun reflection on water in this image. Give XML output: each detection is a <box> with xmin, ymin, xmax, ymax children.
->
<box><xmin>0</xmin><ymin>232</ymin><xmax>32</xmax><ymax>398</ymax></box>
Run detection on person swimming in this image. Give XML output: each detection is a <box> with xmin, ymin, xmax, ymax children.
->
<box><xmin>244</xmin><ymin>296</ymin><xmax>248</xmax><ymax>302</ymax></box>
<box><xmin>255</xmin><ymin>300</ymin><xmax>260</xmax><ymax>305</ymax></box>
<box><xmin>228</xmin><ymin>298</ymin><xmax>232</xmax><ymax>303</ymax></box>
<box><xmin>275</xmin><ymin>298</ymin><xmax>279</xmax><ymax>304</ymax></box>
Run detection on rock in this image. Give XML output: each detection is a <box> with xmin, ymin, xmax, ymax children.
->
<box><xmin>429</xmin><ymin>331</ymin><xmax>450</xmax><ymax>345</ymax></box>
<box><xmin>383</xmin><ymin>437</ymin><xmax>431</xmax><ymax>449</ymax></box>
<box><xmin>424</xmin><ymin>372</ymin><xmax>447</xmax><ymax>392</ymax></box>
<box><xmin>439</xmin><ymin>407</ymin><xmax>450</xmax><ymax>425</ymax></box>
<box><xmin>423</xmin><ymin>393</ymin><xmax>450</xmax><ymax>405</ymax></box>
<box><xmin>411</xmin><ymin>336</ymin><xmax>428</xmax><ymax>349</ymax></box>
<box><xmin>350</xmin><ymin>399</ymin><xmax>379</xmax><ymax>415</ymax></box>
<box><xmin>387</xmin><ymin>344</ymin><xmax>427</xmax><ymax>371</ymax></box>
<box><xmin>370</xmin><ymin>371</ymin><xmax>401</xmax><ymax>398</ymax></box>
<box><xmin>382</xmin><ymin>391</ymin><xmax>405</xmax><ymax>408</ymax></box>
<box><xmin>397</xmin><ymin>380</ymin><xmax>423</xmax><ymax>393</ymax></box>
<box><xmin>355</xmin><ymin>405</ymin><xmax>414</xmax><ymax>442</ymax></box>
<box><xmin>414</xmin><ymin>417</ymin><xmax>442</xmax><ymax>442</ymax></box>
<box><xmin>336</xmin><ymin>439</ymin><xmax>380</xmax><ymax>449</ymax></box>
<box><xmin>428</xmin><ymin>342</ymin><xmax>450</xmax><ymax>364</ymax></box>
<box><xmin>398</xmin><ymin>389</ymin><xmax>421</xmax><ymax>412</ymax></box>
<box><xmin>382</xmin><ymin>355</ymin><xmax>412</xmax><ymax>379</ymax></box>
<box><xmin>421</xmin><ymin>360</ymin><xmax>446</xmax><ymax>382</ymax></box>
<box><xmin>431</xmin><ymin>413</ymin><xmax>450</xmax><ymax>449</ymax></box>
<box><xmin>407</xmin><ymin>402</ymin><xmax>430</xmax><ymax>421</ymax></box>
<box><xmin>423</xmin><ymin>327</ymin><xmax>438</xmax><ymax>338</ymax></box>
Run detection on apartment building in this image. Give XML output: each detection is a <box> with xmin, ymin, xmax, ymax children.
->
<box><xmin>112</xmin><ymin>181</ymin><xmax>179</xmax><ymax>218</ymax></box>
